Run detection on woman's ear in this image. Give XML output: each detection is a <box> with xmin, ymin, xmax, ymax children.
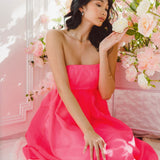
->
<box><xmin>79</xmin><ymin>7</ymin><xmax>83</xmax><ymax>13</ymax></box>
<box><xmin>79</xmin><ymin>6</ymin><xmax>86</xmax><ymax>13</ymax></box>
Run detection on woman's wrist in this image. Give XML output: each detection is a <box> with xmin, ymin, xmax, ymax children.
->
<box><xmin>83</xmin><ymin>126</ymin><xmax>95</xmax><ymax>135</ymax></box>
<box><xmin>99</xmin><ymin>52</ymin><xmax>109</xmax><ymax>62</ymax></box>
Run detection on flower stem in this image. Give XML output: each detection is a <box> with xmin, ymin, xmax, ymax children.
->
<box><xmin>150</xmin><ymin>80</ymin><xmax>160</xmax><ymax>82</ymax></box>
<box><xmin>148</xmin><ymin>10</ymin><xmax>160</xmax><ymax>18</ymax></box>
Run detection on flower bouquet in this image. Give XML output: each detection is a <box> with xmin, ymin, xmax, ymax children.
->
<box><xmin>25</xmin><ymin>35</ymin><xmax>47</xmax><ymax>68</ymax></box>
<box><xmin>112</xmin><ymin>0</ymin><xmax>160</xmax><ymax>89</ymax></box>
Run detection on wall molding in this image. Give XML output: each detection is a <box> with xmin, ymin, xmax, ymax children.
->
<box><xmin>0</xmin><ymin>102</ymin><xmax>33</xmax><ymax>126</ymax></box>
<box><xmin>0</xmin><ymin>0</ymin><xmax>34</xmax><ymax>126</ymax></box>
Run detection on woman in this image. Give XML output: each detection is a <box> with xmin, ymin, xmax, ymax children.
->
<box><xmin>23</xmin><ymin>0</ymin><xmax>158</xmax><ymax>159</ymax></box>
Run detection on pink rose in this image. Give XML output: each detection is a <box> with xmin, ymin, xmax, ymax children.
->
<box><xmin>32</xmin><ymin>40</ymin><xmax>44</xmax><ymax>57</ymax></box>
<box><xmin>138</xmin><ymin>14</ymin><xmax>157</xmax><ymax>37</ymax></box>
<box><xmin>121</xmin><ymin>54</ymin><xmax>136</xmax><ymax>69</ymax></box>
<box><xmin>137</xmin><ymin>47</ymin><xmax>160</xmax><ymax>73</ymax></box>
<box><xmin>125</xmin><ymin>65</ymin><xmax>137</xmax><ymax>82</ymax></box>
<box><xmin>151</xmin><ymin>32</ymin><xmax>160</xmax><ymax>48</ymax></box>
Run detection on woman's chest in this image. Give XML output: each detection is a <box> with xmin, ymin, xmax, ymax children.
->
<box><xmin>62</xmin><ymin>39</ymin><xmax>99</xmax><ymax>65</ymax></box>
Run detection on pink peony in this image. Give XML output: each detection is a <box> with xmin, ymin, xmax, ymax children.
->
<box><xmin>125</xmin><ymin>65</ymin><xmax>137</xmax><ymax>82</ymax></box>
<box><xmin>32</xmin><ymin>40</ymin><xmax>44</xmax><ymax>57</ymax></box>
<box><xmin>121</xmin><ymin>54</ymin><xmax>136</xmax><ymax>69</ymax></box>
<box><xmin>137</xmin><ymin>47</ymin><xmax>160</xmax><ymax>74</ymax></box>
<box><xmin>151</xmin><ymin>32</ymin><xmax>160</xmax><ymax>48</ymax></box>
<box><xmin>138</xmin><ymin>14</ymin><xmax>157</xmax><ymax>37</ymax></box>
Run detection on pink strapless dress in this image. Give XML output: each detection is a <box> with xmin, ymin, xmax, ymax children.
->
<box><xmin>23</xmin><ymin>64</ymin><xmax>158</xmax><ymax>160</ymax></box>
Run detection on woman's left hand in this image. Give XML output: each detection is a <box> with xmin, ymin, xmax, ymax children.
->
<box><xmin>99</xmin><ymin>28</ymin><xmax>127</xmax><ymax>55</ymax></box>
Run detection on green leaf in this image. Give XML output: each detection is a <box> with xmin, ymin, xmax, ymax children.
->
<box><xmin>129</xmin><ymin>2</ymin><xmax>138</xmax><ymax>12</ymax></box>
<box><xmin>39</xmin><ymin>37</ymin><xmax>44</xmax><ymax>42</ymax></box>
<box><xmin>156</xmin><ymin>0</ymin><xmax>160</xmax><ymax>8</ymax></box>
<box><xmin>134</xmin><ymin>0</ymin><xmax>141</xmax><ymax>4</ymax></box>
<box><xmin>126</xmin><ymin>29</ymin><xmax>136</xmax><ymax>35</ymax></box>
<box><xmin>133</xmin><ymin>23</ymin><xmax>138</xmax><ymax>31</ymax></box>
<box><xmin>52</xmin><ymin>17</ymin><xmax>62</xmax><ymax>23</ymax></box>
<box><xmin>148</xmin><ymin>83</ymin><xmax>156</xmax><ymax>88</ymax></box>
<box><xmin>135</xmin><ymin>32</ymin><xmax>141</xmax><ymax>40</ymax></box>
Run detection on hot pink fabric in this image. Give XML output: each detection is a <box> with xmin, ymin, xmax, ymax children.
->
<box><xmin>23</xmin><ymin>64</ymin><xmax>158</xmax><ymax>160</ymax></box>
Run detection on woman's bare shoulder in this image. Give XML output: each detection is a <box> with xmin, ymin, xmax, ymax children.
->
<box><xmin>46</xmin><ymin>29</ymin><xmax>65</xmax><ymax>43</ymax></box>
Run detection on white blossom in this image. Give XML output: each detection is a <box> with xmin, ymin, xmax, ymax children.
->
<box><xmin>136</xmin><ymin>0</ymin><xmax>150</xmax><ymax>17</ymax></box>
<box><xmin>137</xmin><ymin>73</ymin><xmax>151</xmax><ymax>89</ymax></box>
<box><xmin>112</xmin><ymin>17</ymin><xmax>128</xmax><ymax>33</ymax></box>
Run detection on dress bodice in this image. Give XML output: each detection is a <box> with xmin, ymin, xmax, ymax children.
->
<box><xmin>66</xmin><ymin>64</ymin><xmax>99</xmax><ymax>90</ymax></box>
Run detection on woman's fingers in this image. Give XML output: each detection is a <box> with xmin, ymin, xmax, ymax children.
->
<box><xmin>83</xmin><ymin>142</ymin><xmax>89</xmax><ymax>154</ymax></box>
<box><xmin>94</xmin><ymin>143</ymin><xmax>100</xmax><ymax>160</ymax></box>
<box><xmin>99</xmin><ymin>140</ymin><xmax>106</xmax><ymax>160</ymax></box>
<box><xmin>90</xmin><ymin>144</ymin><xmax>94</xmax><ymax>160</ymax></box>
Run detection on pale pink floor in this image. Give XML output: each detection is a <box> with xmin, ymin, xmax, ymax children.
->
<box><xmin>0</xmin><ymin>136</ymin><xmax>159</xmax><ymax>160</ymax></box>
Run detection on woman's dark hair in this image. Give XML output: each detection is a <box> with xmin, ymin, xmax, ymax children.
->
<box><xmin>64</xmin><ymin>0</ymin><xmax>115</xmax><ymax>51</ymax></box>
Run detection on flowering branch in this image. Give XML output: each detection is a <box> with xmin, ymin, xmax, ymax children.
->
<box><xmin>113</xmin><ymin>0</ymin><xmax>160</xmax><ymax>89</ymax></box>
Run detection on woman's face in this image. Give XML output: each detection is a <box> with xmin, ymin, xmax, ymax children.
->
<box><xmin>82</xmin><ymin>0</ymin><xmax>109</xmax><ymax>27</ymax></box>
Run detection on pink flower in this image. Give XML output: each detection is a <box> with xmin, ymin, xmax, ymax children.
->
<box><xmin>125</xmin><ymin>65</ymin><xmax>137</xmax><ymax>82</ymax></box>
<box><xmin>34</xmin><ymin>56</ymin><xmax>44</xmax><ymax>68</ymax></box>
<box><xmin>32</xmin><ymin>40</ymin><xmax>44</xmax><ymax>57</ymax></box>
<box><xmin>151</xmin><ymin>53</ymin><xmax>160</xmax><ymax>72</ymax></box>
<box><xmin>138</xmin><ymin>14</ymin><xmax>157</xmax><ymax>37</ymax></box>
<box><xmin>137</xmin><ymin>47</ymin><xmax>160</xmax><ymax>74</ymax></box>
<box><xmin>151</xmin><ymin>32</ymin><xmax>160</xmax><ymax>48</ymax></box>
<box><xmin>40</xmin><ymin>15</ymin><xmax>49</xmax><ymax>24</ymax></box>
<box><xmin>121</xmin><ymin>54</ymin><xmax>136</xmax><ymax>69</ymax></box>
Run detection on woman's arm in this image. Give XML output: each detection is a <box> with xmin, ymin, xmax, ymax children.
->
<box><xmin>98</xmin><ymin>32</ymin><xmax>124</xmax><ymax>100</ymax></box>
<box><xmin>98</xmin><ymin>49</ymin><xmax>116</xmax><ymax>100</ymax></box>
<box><xmin>107</xmin><ymin>44</ymin><xmax>119</xmax><ymax>81</ymax></box>
<box><xmin>46</xmin><ymin>29</ymin><xmax>94</xmax><ymax>134</ymax></box>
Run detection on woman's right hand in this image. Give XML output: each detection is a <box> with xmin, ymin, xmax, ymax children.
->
<box><xmin>99</xmin><ymin>29</ymin><xmax>128</xmax><ymax>55</ymax></box>
<box><xmin>83</xmin><ymin>130</ymin><xmax>107</xmax><ymax>160</ymax></box>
